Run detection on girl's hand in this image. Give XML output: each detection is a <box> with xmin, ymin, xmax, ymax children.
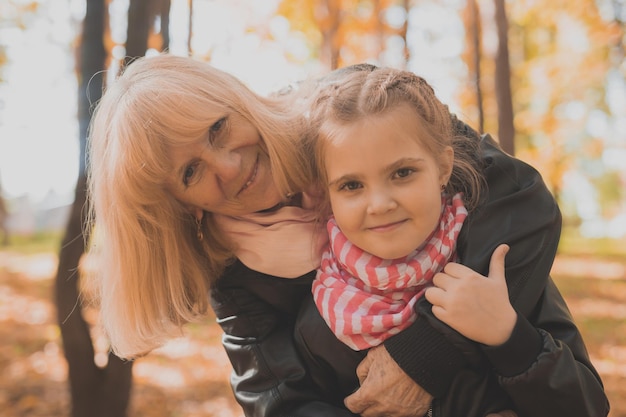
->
<box><xmin>424</xmin><ymin>244</ymin><xmax>516</xmax><ymax>346</ymax></box>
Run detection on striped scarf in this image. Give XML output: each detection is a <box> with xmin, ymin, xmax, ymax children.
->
<box><xmin>312</xmin><ymin>193</ymin><xmax>468</xmax><ymax>350</ymax></box>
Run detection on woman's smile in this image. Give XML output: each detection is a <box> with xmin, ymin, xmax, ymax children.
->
<box><xmin>237</xmin><ymin>156</ymin><xmax>259</xmax><ymax>196</ymax></box>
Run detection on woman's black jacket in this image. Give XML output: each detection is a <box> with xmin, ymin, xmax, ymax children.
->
<box><xmin>209</xmin><ymin>133</ymin><xmax>609</xmax><ymax>417</ymax></box>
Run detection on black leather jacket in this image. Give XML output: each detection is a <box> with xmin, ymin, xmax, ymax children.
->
<box><xmin>209</xmin><ymin>134</ymin><xmax>609</xmax><ymax>417</ymax></box>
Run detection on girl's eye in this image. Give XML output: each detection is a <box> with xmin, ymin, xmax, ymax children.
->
<box><xmin>338</xmin><ymin>181</ymin><xmax>362</xmax><ymax>191</ymax></box>
<box><xmin>183</xmin><ymin>163</ymin><xmax>198</xmax><ymax>186</ymax></box>
<box><xmin>394</xmin><ymin>168</ymin><xmax>415</xmax><ymax>179</ymax></box>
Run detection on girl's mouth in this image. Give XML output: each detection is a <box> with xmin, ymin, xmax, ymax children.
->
<box><xmin>368</xmin><ymin>219</ymin><xmax>407</xmax><ymax>232</ymax></box>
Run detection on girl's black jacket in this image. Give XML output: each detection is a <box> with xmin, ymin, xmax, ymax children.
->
<box><xmin>209</xmin><ymin>131</ymin><xmax>610</xmax><ymax>417</ymax></box>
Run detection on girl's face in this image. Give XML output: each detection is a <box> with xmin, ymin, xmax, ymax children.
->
<box><xmin>324</xmin><ymin>104</ymin><xmax>453</xmax><ymax>259</ymax></box>
<box><xmin>167</xmin><ymin>110</ymin><xmax>283</xmax><ymax>217</ymax></box>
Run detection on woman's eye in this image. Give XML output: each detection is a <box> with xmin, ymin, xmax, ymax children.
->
<box><xmin>394</xmin><ymin>168</ymin><xmax>415</xmax><ymax>179</ymax></box>
<box><xmin>183</xmin><ymin>163</ymin><xmax>197</xmax><ymax>186</ymax></box>
<box><xmin>208</xmin><ymin>117</ymin><xmax>227</xmax><ymax>143</ymax></box>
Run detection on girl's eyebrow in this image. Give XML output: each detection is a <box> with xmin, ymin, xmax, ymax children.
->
<box><xmin>327</xmin><ymin>157</ymin><xmax>425</xmax><ymax>187</ymax></box>
<box><xmin>380</xmin><ymin>157</ymin><xmax>426</xmax><ymax>178</ymax></box>
<box><xmin>328</xmin><ymin>173</ymin><xmax>361</xmax><ymax>187</ymax></box>
<box><xmin>386</xmin><ymin>157</ymin><xmax>425</xmax><ymax>172</ymax></box>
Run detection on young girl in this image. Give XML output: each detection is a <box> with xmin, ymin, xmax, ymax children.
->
<box><xmin>308</xmin><ymin>68</ymin><xmax>514</xmax><ymax>351</ymax></box>
<box><xmin>298</xmin><ymin>67</ymin><xmax>592</xmax><ymax>416</ymax></box>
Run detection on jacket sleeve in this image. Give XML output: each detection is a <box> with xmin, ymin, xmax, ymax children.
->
<box><xmin>481</xmin><ymin>279</ymin><xmax>610</xmax><ymax>417</ymax></box>
<box><xmin>461</xmin><ymin>136</ymin><xmax>608</xmax><ymax>416</ymax></box>
<box><xmin>209</xmin><ymin>261</ymin><xmax>358</xmax><ymax>417</ymax></box>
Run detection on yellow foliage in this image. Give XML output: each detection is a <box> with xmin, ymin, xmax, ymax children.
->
<box><xmin>277</xmin><ymin>0</ymin><xmax>403</xmax><ymax>69</ymax></box>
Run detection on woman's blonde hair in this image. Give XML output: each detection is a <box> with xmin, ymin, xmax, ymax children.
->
<box><xmin>87</xmin><ymin>54</ymin><xmax>311</xmax><ymax>358</ymax></box>
<box><xmin>304</xmin><ymin>67</ymin><xmax>485</xmax><ymax>219</ymax></box>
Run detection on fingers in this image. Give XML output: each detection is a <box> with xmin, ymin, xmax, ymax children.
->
<box><xmin>430</xmin><ymin>303</ymin><xmax>447</xmax><ymax>322</ymax></box>
<box><xmin>442</xmin><ymin>261</ymin><xmax>469</xmax><ymax>277</ymax></box>
<box><xmin>424</xmin><ymin>285</ymin><xmax>444</xmax><ymax>304</ymax></box>
<box><xmin>431</xmin><ymin>271</ymin><xmax>446</xmax><ymax>287</ymax></box>
<box><xmin>425</xmin><ymin>286</ymin><xmax>451</xmax><ymax>322</ymax></box>
<box><xmin>345</xmin><ymin>351</ymin><xmax>375</xmax><ymax>414</ymax></box>
<box><xmin>344</xmin><ymin>387</ymin><xmax>368</xmax><ymax>414</ymax></box>
<box><xmin>488</xmin><ymin>244</ymin><xmax>510</xmax><ymax>282</ymax></box>
<box><xmin>355</xmin><ymin>350</ymin><xmax>372</xmax><ymax>384</ymax></box>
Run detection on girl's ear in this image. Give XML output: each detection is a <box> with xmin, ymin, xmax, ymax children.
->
<box><xmin>439</xmin><ymin>146</ymin><xmax>454</xmax><ymax>185</ymax></box>
<box><xmin>193</xmin><ymin>207</ymin><xmax>204</xmax><ymax>222</ymax></box>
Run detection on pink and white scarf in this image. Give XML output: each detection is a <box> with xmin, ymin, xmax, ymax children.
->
<box><xmin>312</xmin><ymin>193</ymin><xmax>468</xmax><ymax>350</ymax></box>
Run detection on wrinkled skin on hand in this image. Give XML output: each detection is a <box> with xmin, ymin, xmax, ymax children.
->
<box><xmin>344</xmin><ymin>345</ymin><xmax>432</xmax><ymax>417</ymax></box>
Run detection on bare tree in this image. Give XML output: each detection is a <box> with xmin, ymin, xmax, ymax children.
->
<box><xmin>124</xmin><ymin>0</ymin><xmax>171</xmax><ymax>67</ymax></box>
<box><xmin>0</xmin><ymin>177</ymin><xmax>8</xmax><ymax>246</ymax></box>
<box><xmin>316</xmin><ymin>0</ymin><xmax>342</xmax><ymax>70</ymax></box>
<box><xmin>188</xmin><ymin>0</ymin><xmax>194</xmax><ymax>55</ymax></box>
<box><xmin>400</xmin><ymin>0</ymin><xmax>411</xmax><ymax>67</ymax></box>
<box><xmin>124</xmin><ymin>0</ymin><xmax>153</xmax><ymax>67</ymax></box>
<box><xmin>494</xmin><ymin>0</ymin><xmax>515</xmax><ymax>154</ymax></box>
<box><xmin>55</xmin><ymin>0</ymin><xmax>134</xmax><ymax>416</ymax></box>
<box><xmin>466</xmin><ymin>0</ymin><xmax>484</xmax><ymax>134</ymax></box>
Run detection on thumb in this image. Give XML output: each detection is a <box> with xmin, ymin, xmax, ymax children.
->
<box><xmin>344</xmin><ymin>385</ymin><xmax>367</xmax><ymax>414</ymax></box>
<box><xmin>489</xmin><ymin>244</ymin><xmax>509</xmax><ymax>281</ymax></box>
<box><xmin>355</xmin><ymin>350</ymin><xmax>372</xmax><ymax>384</ymax></box>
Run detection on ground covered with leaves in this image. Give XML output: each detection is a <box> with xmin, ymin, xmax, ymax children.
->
<box><xmin>0</xmin><ymin>248</ymin><xmax>624</xmax><ymax>417</ymax></box>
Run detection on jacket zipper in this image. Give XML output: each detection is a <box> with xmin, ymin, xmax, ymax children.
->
<box><xmin>427</xmin><ymin>405</ymin><xmax>433</xmax><ymax>417</ymax></box>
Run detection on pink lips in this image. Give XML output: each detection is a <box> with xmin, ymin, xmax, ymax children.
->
<box><xmin>367</xmin><ymin>219</ymin><xmax>407</xmax><ymax>232</ymax></box>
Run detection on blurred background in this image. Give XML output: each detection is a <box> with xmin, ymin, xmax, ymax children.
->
<box><xmin>0</xmin><ymin>0</ymin><xmax>624</xmax><ymax>416</ymax></box>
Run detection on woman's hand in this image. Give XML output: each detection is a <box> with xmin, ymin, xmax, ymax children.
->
<box><xmin>425</xmin><ymin>244</ymin><xmax>517</xmax><ymax>346</ymax></box>
<box><xmin>344</xmin><ymin>345</ymin><xmax>432</xmax><ymax>417</ymax></box>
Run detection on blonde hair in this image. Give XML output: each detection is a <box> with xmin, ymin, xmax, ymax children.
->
<box><xmin>87</xmin><ymin>54</ymin><xmax>311</xmax><ymax>358</ymax></box>
<box><xmin>305</xmin><ymin>67</ymin><xmax>485</xmax><ymax>218</ymax></box>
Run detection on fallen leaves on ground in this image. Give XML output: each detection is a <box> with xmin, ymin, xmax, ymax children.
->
<box><xmin>0</xmin><ymin>250</ymin><xmax>242</xmax><ymax>417</ymax></box>
<box><xmin>0</xmin><ymin>250</ymin><xmax>624</xmax><ymax>417</ymax></box>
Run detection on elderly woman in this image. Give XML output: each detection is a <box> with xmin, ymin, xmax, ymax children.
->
<box><xmin>87</xmin><ymin>54</ymin><xmax>608</xmax><ymax>417</ymax></box>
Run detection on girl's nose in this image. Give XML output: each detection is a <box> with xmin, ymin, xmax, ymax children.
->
<box><xmin>366</xmin><ymin>189</ymin><xmax>398</xmax><ymax>215</ymax></box>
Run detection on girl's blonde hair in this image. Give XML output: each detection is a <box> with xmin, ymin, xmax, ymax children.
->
<box><xmin>87</xmin><ymin>54</ymin><xmax>311</xmax><ymax>358</ymax></box>
<box><xmin>304</xmin><ymin>67</ymin><xmax>485</xmax><ymax>219</ymax></box>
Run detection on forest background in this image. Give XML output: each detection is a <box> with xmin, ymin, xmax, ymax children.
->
<box><xmin>0</xmin><ymin>0</ymin><xmax>625</xmax><ymax>416</ymax></box>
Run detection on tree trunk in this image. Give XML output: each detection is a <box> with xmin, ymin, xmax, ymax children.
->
<box><xmin>400</xmin><ymin>0</ymin><xmax>410</xmax><ymax>67</ymax></box>
<box><xmin>56</xmin><ymin>178</ymin><xmax>134</xmax><ymax>417</ymax></box>
<box><xmin>0</xmin><ymin>175</ymin><xmax>8</xmax><ymax>246</ymax></box>
<box><xmin>159</xmin><ymin>0</ymin><xmax>171</xmax><ymax>51</ymax></box>
<box><xmin>468</xmin><ymin>0</ymin><xmax>484</xmax><ymax>134</ymax></box>
<box><xmin>316</xmin><ymin>0</ymin><xmax>341</xmax><ymax>70</ymax></box>
<box><xmin>373</xmin><ymin>0</ymin><xmax>385</xmax><ymax>63</ymax></box>
<box><xmin>188</xmin><ymin>0</ymin><xmax>194</xmax><ymax>55</ymax></box>
<box><xmin>494</xmin><ymin>0</ymin><xmax>515</xmax><ymax>154</ymax></box>
<box><xmin>55</xmin><ymin>1</ymin><xmax>135</xmax><ymax>416</ymax></box>
<box><xmin>124</xmin><ymin>0</ymin><xmax>153</xmax><ymax>67</ymax></box>
<box><xmin>124</xmin><ymin>0</ymin><xmax>171</xmax><ymax>67</ymax></box>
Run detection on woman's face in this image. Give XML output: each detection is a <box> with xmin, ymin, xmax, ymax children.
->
<box><xmin>324</xmin><ymin>104</ymin><xmax>453</xmax><ymax>259</ymax></box>
<box><xmin>167</xmin><ymin>111</ymin><xmax>283</xmax><ymax>217</ymax></box>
